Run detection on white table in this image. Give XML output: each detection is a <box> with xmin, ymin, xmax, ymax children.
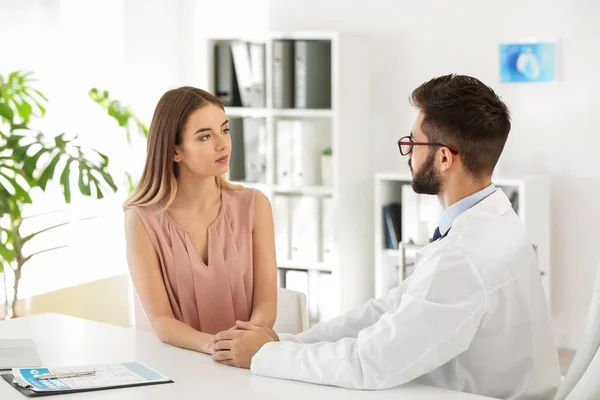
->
<box><xmin>0</xmin><ymin>314</ymin><xmax>496</xmax><ymax>399</ymax></box>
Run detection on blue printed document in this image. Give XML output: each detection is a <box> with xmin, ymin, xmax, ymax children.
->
<box><xmin>10</xmin><ymin>361</ymin><xmax>172</xmax><ymax>393</ymax></box>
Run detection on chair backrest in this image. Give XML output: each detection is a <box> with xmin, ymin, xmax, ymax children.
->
<box><xmin>132</xmin><ymin>287</ymin><xmax>153</xmax><ymax>332</ymax></box>
<box><xmin>132</xmin><ymin>285</ymin><xmax>308</xmax><ymax>335</ymax></box>
<box><xmin>273</xmin><ymin>288</ymin><xmax>308</xmax><ymax>335</ymax></box>
<box><xmin>554</xmin><ymin>264</ymin><xmax>600</xmax><ymax>399</ymax></box>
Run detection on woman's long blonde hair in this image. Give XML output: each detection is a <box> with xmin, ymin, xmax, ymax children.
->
<box><xmin>123</xmin><ymin>87</ymin><xmax>238</xmax><ymax>211</ymax></box>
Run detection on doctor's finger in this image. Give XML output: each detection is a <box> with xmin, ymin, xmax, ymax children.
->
<box><xmin>212</xmin><ymin>350</ymin><xmax>233</xmax><ymax>361</ymax></box>
<box><xmin>235</xmin><ymin>320</ymin><xmax>261</xmax><ymax>331</ymax></box>
<box><xmin>218</xmin><ymin>360</ymin><xmax>237</xmax><ymax>367</ymax></box>
<box><xmin>213</xmin><ymin>339</ymin><xmax>233</xmax><ymax>351</ymax></box>
<box><xmin>214</xmin><ymin>330</ymin><xmax>243</xmax><ymax>341</ymax></box>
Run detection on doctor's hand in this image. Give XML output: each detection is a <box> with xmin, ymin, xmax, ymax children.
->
<box><xmin>239</xmin><ymin>320</ymin><xmax>279</xmax><ymax>342</ymax></box>
<box><xmin>211</xmin><ymin>324</ymin><xmax>239</xmax><ymax>353</ymax></box>
<box><xmin>212</xmin><ymin>321</ymin><xmax>275</xmax><ymax>369</ymax></box>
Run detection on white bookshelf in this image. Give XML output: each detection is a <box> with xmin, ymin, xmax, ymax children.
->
<box><xmin>374</xmin><ymin>173</ymin><xmax>552</xmax><ymax>308</ymax></box>
<box><xmin>225</xmin><ymin>107</ymin><xmax>334</xmax><ymax>119</ymax></box>
<box><xmin>206</xmin><ymin>32</ymin><xmax>371</xmax><ymax>322</ymax></box>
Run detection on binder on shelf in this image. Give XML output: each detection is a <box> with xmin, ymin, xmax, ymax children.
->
<box><xmin>242</xmin><ymin>118</ymin><xmax>267</xmax><ymax>183</ymax></box>
<box><xmin>231</xmin><ymin>41</ymin><xmax>255</xmax><ymax>107</ymax></box>
<box><xmin>273</xmin><ymin>196</ymin><xmax>291</xmax><ymax>261</ymax></box>
<box><xmin>290</xmin><ymin>196</ymin><xmax>319</xmax><ymax>263</ymax></box>
<box><xmin>214</xmin><ymin>42</ymin><xmax>242</xmax><ymax>107</ymax></box>
<box><xmin>382</xmin><ymin>203</ymin><xmax>402</xmax><ymax>249</ymax></box>
<box><xmin>250</xmin><ymin>43</ymin><xmax>266</xmax><ymax>108</ymax></box>
<box><xmin>276</xmin><ymin>120</ymin><xmax>294</xmax><ymax>186</ymax></box>
<box><xmin>294</xmin><ymin>40</ymin><xmax>332</xmax><ymax>109</ymax></box>
<box><xmin>227</xmin><ymin>117</ymin><xmax>245</xmax><ymax>181</ymax></box>
<box><xmin>321</xmin><ymin>197</ymin><xmax>335</xmax><ymax>265</ymax></box>
<box><xmin>272</xmin><ymin>40</ymin><xmax>295</xmax><ymax>109</ymax></box>
<box><xmin>291</xmin><ymin>120</ymin><xmax>319</xmax><ymax>187</ymax></box>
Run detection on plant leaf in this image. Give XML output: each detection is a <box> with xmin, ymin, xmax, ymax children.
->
<box><xmin>37</xmin><ymin>152</ymin><xmax>63</xmax><ymax>190</ymax></box>
<box><xmin>95</xmin><ymin>150</ymin><xmax>109</xmax><ymax>166</ymax></box>
<box><xmin>0</xmin><ymin>171</ymin><xmax>32</xmax><ymax>204</ymax></box>
<box><xmin>23</xmin><ymin>148</ymin><xmax>48</xmax><ymax>178</ymax></box>
<box><xmin>78</xmin><ymin>167</ymin><xmax>91</xmax><ymax>196</ymax></box>
<box><xmin>0</xmin><ymin>102</ymin><xmax>13</xmax><ymax>122</ymax></box>
<box><xmin>98</xmin><ymin>168</ymin><xmax>117</xmax><ymax>192</ymax></box>
<box><xmin>0</xmin><ymin>246</ymin><xmax>15</xmax><ymax>263</ymax></box>
<box><xmin>14</xmin><ymin>99</ymin><xmax>33</xmax><ymax>122</ymax></box>
<box><xmin>125</xmin><ymin>172</ymin><xmax>135</xmax><ymax>194</ymax></box>
<box><xmin>22</xmin><ymin>221</ymin><xmax>69</xmax><ymax>244</ymax></box>
<box><xmin>92</xmin><ymin>179</ymin><xmax>104</xmax><ymax>199</ymax></box>
<box><xmin>60</xmin><ymin>158</ymin><xmax>74</xmax><ymax>203</ymax></box>
<box><xmin>24</xmin><ymin>245</ymin><xmax>69</xmax><ymax>264</ymax></box>
<box><xmin>31</xmin><ymin>88</ymin><xmax>48</xmax><ymax>102</ymax></box>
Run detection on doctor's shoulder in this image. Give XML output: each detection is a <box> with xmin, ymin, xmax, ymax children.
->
<box><xmin>450</xmin><ymin>215</ymin><xmax>533</xmax><ymax>280</ymax></box>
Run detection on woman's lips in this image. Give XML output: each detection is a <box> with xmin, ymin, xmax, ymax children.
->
<box><xmin>216</xmin><ymin>155</ymin><xmax>229</xmax><ymax>164</ymax></box>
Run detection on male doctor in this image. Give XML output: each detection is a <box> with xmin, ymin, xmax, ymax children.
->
<box><xmin>213</xmin><ymin>74</ymin><xmax>561</xmax><ymax>399</ymax></box>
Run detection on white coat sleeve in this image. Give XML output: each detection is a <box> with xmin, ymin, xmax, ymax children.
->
<box><xmin>279</xmin><ymin>276</ymin><xmax>413</xmax><ymax>344</ymax></box>
<box><xmin>251</xmin><ymin>248</ymin><xmax>487</xmax><ymax>390</ymax></box>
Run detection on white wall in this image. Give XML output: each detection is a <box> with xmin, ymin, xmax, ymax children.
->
<box><xmin>269</xmin><ymin>0</ymin><xmax>600</xmax><ymax>348</ymax></box>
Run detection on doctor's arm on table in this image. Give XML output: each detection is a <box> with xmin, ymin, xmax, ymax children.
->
<box><xmin>283</xmin><ymin>276</ymin><xmax>414</xmax><ymax>344</ymax></box>
<box><xmin>125</xmin><ymin>209</ymin><xmax>216</xmax><ymax>355</ymax></box>
<box><xmin>214</xmin><ymin>248</ymin><xmax>487</xmax><ymax>390</ymax></box>
<box><xmin>221</xmin><ymin>270</ymin><xmax>413</xmax><ymax>346</ymax></box>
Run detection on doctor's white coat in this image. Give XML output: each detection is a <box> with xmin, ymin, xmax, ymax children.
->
<box><xmin>251</xmin><ymin>190</ymin><xmax>560</xmax><ymax>399</ymax></box>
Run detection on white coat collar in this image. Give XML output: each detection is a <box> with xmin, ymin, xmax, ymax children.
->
<box><xmin>417</xmin><ymin>189</ymin><xmax>513</xmax><ymax>256</ymax></box>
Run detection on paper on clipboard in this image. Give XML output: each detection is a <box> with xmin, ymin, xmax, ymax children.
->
<box><xmin>11</xmin><ymin>362</ymin><xmax>171</xmax><ymax>392</ymax></box>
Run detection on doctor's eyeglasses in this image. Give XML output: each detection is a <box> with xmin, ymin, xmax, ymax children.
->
<box><xmin>397</xmin><ymin>135</ymin><xmax>459</xmax><ymax>156</ymax></box>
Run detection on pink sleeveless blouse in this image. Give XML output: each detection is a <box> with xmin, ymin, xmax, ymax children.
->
<box><xmin>128</xmin><ymin>187</ymin><xmax>255</xmax><ymax>334</ymax></box>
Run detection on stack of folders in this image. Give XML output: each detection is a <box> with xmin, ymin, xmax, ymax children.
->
<box><xmin>227</xmin><ymin>117</ymin><xmax>267</xmax><ymax>183</ymax></box>
<box><xmin>273</xmin><ymin>196</ymin><xmax>334</xmax><ymax>265</ymax></box>
<box><xmin>273</xmin><ymin>39</ymin><xmax>331</xmax><ymax>109</ymax></box>
<box><xmin>214</xmin><ymin>41</ymin><xmax>266</xmax><ymax>108</ymax></box>
<box><xmin>275</xmin><ymin>119</ymin><xmax>321</xmax><ymax>187</ymax></box>
<box><xmin>383</xmin><ymin>203</ymin><xmax>402</xmax><ymax>249</ymax></box>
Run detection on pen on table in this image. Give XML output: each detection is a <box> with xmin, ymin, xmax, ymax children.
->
<box><xmin>33</xmin><ymin>370</ymin><xmax>96</xmax><ymax>380</ymax></box>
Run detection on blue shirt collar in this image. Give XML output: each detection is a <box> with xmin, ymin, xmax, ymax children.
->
<box><xmin>438</xmin><ymin>184</ymin><xmax>497</xmax><ymax>236</ymax></box>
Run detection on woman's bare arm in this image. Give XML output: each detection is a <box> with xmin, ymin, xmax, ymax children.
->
<box><xmin>248</xmin><ymin>191</ymin><xmax>278</xmax><ymax>327</ymax></box>
<box><xmin>125</xmin><ymin>209</ymin><xmax>214</xmax><ymax>354</ymax></box>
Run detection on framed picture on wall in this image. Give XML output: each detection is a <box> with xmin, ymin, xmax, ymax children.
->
<box><xmin>499</xmin><ymin>42</ymin><xmax>557</xmax><ymax>83</ymax></box>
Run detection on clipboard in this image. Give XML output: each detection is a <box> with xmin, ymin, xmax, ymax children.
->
<box><xmin>1</xmin><ymin>362</ymin><xmax>174</xmax><ymax>397</ymax></box>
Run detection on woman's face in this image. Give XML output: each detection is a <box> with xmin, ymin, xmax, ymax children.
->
<box><xmin>174</xmin><ymin>104</ymin><xmax>231</xmax><ymax>179</ymax></box>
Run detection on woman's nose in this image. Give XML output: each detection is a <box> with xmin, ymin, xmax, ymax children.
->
<box><xmin>215</xmin><ymin>135</ymin><xmax>227</xmax><ymax>151</ymax></box>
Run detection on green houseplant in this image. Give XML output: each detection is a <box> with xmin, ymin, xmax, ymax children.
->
<box><xmin>88</xmin><ymin>88</ymin><xmax>148</xmax><ymax>193</ymax></box>
<box><xmin>321</xmin><ymin>146</ymin><xmax>333</xmax><ymax>187</ymax></box>
<box><xmin>0</xmin><ymin>71</ymin><xmax>118</xmax><ymax>318</ymax></box>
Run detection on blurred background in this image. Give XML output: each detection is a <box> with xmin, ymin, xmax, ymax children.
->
<box><xmin>1</xmin><ymin>0</ymin><xmax>599</xmax><ymax>369</ymax></box>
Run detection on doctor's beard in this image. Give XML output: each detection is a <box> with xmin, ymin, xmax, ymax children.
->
<box><xmin>410</xmin><ymin>151</ymin><xmax>442</xmax><ymax>195</ymax></box>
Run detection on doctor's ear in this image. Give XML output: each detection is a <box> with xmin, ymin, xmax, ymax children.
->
<box><xmin>439</xmin><ymin>147</ymin><xmax>455</xmax><ymax>172</ymax></box>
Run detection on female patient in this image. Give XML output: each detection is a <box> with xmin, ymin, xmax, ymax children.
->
<box><xmin>123</xmin><ymin>87</ymin><xmax>277</xmax><ymax>354</ymax></box>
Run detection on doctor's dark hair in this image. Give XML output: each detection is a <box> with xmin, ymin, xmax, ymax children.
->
<box><xmin>410</xmin><ymin>74</ymin><xmax>511</xmax><ymax>177</ymax></box>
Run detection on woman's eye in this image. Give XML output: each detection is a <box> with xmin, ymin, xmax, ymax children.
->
<box><xmin>200</xmin><ymin>134</ymin><xmax>210</xmax><ymax>141</ymax></box>
<box><xmin>223</xmin><ymin>128</ymin><xmax>230</xmax><ymax>135</ymax></box>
